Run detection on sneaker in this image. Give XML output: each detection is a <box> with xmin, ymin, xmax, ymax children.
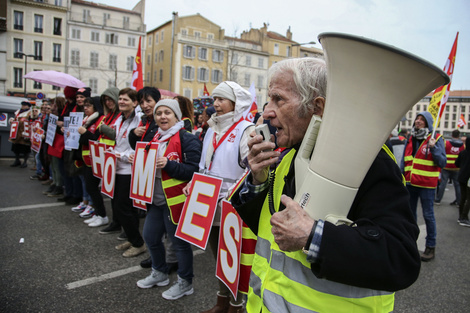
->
<box><xmin>450</xmin><ymin>200</ymin><xmax>459</xmax><ymax>206</ymax></box>
<box><xmin>117</xmin><ymin>231</ymin><xmax>128</xmax><ymax>241</ymax></box>
<box><xmin>162</xmin><ymin>276</ymin><xmax>194</xmax><ymax>300</ymax></box>
<box><xmin>43</xmin><ymin>184</ymin><xmax>56</xmax><ymax>195</ymax></box>
<box><xmin>48</xmin><ymin>186</ymin><xmax>64</xmax><ymax>197</ymax></box>
<box><xmin>71</xmin><ymin>202</ymin><xmax>87</xmax><ymax>213</ymax></box>
<box><xmin>89</xmin><ymin>216</ymin><xmax>109</xmax><ymax>227</ymax></box>
<box><xmin>123</xmin><ymin>245</ymin><xmax>147</xmax><ymax>258</ymax></box>
<box><xmin>115</xmin><ymin>241</ymin><xmax>132</xmax><ymax>251</ymax></box>
<box><xmin>434</xmin><ymin>201</ymin><xmax>441</xmax><ymax>206</ymax></box>
<box><xmin>99</xmin><ymin>223</ymin><xmax>121</xmax><ymax>235</ymax></box>
<box><xmin>30</xmin><ymin>174</ymin><xmax>40</xmax><ymax>180</ymax></box>
<box><xmin>84</xmin><ymin>215</ymin><xmax>99</xmax><ymax>224</ymax></box>
<box><xmin>137</xmin><ymin>269</ymin><xmax>169</xmax><ymax>288</ymax></box>
<box><xmin>79</xmin><ymin>206</ymin><xmax>95</xmax><ymax>218</ymax></box>
<box><xmin>41</xmin><ymin>179</ymin><xmax>53</xmax><ymax>185</ymax></box>
<box><xmin>420</xmin><ymin>246</ymin><xmax>435</xmax><ymax>262</ymax></box>
<box><xmin>458</xmin><ymin>219</ymin><xmax>470</xmax><ymax>227</ymax></box>
<box><xmin>38</xmin><ymin>174</ymin><xmax>49</xmax><ymax>181</ymax></box>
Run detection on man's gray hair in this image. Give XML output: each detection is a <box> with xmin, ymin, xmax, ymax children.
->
<box><xmin>268</xmin><ymin>57</ymin><xmax>327</xmax><ymax>117</ymax></box>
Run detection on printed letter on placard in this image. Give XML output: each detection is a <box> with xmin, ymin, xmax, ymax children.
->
<box><xmin>216</xmin><ymin>200</ymin><xmax>242</xmax><ymax>299</ymax></box>
<box><xmin>89</xmin><ymin>141</ymin><xmax>107</xmax><ymax>178</ymax></box>
<box><xmin>31</xmin><ymin>128</ymin><xmax>44</xmax><ymax>153</ymax></box>
<box><xmin>101</xmin><ymin>151</ymin><xmax>116</xmax><ymax>198</ymax></box>
<box><xmin>175</xmin><ymin>173</ymin><xmax>223</xmax><ymax>249</ymax></box>
<box><xmin>133</xmin><ymin>199</ymin><xmax>147</xmax><ymax>211</ymax></box>
<box><xmin>9</xmin><ymin>121</ymin><xmax>19</xmax><ymax>139</ymax></box>
<box><xmin>23</xmin><ymin>121</ymin><xmax>30</xmax><ymax>138</ymax></box>
<box><xmin>130</xmin><ymin>141</ymin><xmax>158</xmax><ymax>203</ymax></box>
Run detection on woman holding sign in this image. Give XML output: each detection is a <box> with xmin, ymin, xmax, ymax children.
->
<box><xmin>135</xmin><ymin>99</ymin><xmax>201</xmax><ymax>301</ymax></box>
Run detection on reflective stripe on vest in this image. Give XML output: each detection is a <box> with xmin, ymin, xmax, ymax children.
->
<box><xmin>404</xmin><ymin>134</ymin><xmax>442</xmax><ymax>188</ymax></box>
<box><xmin>247</xmin><ymin>149</ymin><xmax>395</xmax><ymax>313</ymax></box>
<box><xmin>161</xmin><ymin>130</ymin><xmax>189</xmax><ymax>224</ymax></box>
<box><xmin>444</xmin><ymin>140</ymin><xmax>464</xmax><ymax>170</ymax></box>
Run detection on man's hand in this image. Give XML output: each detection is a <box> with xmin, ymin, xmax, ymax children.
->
<box><xmin>247</xmin><ymin>134</ymin><xmax>279</xmax><ymax>185</ymax></box>
<box><xmin>182</xmin><ymin>181</ymin><xmax>192</xmax><ymax>196</ymax></box>
<box><xmin>428</xmin><ymin>137</ymin><xmax>436</xmax><ymax>148</ymax></box>
<box><xmin>270</xmin><ymin>195</ymin><xmax>315</xmax><ymax>252</ymax></box>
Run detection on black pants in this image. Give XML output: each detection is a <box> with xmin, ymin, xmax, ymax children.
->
<box><xmin>111</xmin><ymin>175</ymin><xmax>144</xmax><ymax>247</ymax></box>
<box><xmin>84</xmin><ymin>166</ymin><xmax>107</xmax><ymax>218</ymax></box>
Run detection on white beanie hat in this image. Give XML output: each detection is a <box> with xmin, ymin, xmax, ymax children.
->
<box><xmin>154</xmin><ymin>99</ymin><xmax>182</xmax><ymax>121</ymax></box>
<box><xmin>212</xmin><ymin>82</ymin><xmax>236</xmax><ymax>102</ymax></box>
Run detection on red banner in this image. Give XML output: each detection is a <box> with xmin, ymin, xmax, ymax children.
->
<box><xmin>131</xmin><ymin>36</ymin><xmax>143</xmax><ymax>91</ymax></box>
<box><xmin>175</xmin><ymin>173</ymin><xmax>223</xmax><ymax>249</ymax></box>
<box><xmin>9</xmin><ymin>121</ymin><xmax>19</xmax><ymax>139</ymax></box>
<box><xmin>130</xmin><ymin>141</ymin><xmax>159</xmax><ymax>203</ymax></box>
<box><xmin>216</xmin><ymin>200</ymin><xmax>242</xmax><ymax>300</ymax></box>
<box><xmin>89</xmin><ymin>141</ymin><xmax>107</xmax><ymax>179</ymax></box>
<box><xmin>101</xmin><ymin>151</ymin><xmax>116</xmax><ymax>198</ymax></box>
<box><xmin>31</xmin><ymin>128</ymin><xmax>44</xmax><ymax>153</ymax></box>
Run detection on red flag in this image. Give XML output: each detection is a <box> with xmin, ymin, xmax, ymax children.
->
<box><xmin>203</xmin><ymin>83</ymin><xmax>210</xmax><ymax>96</ymax></box>
<box><xmin>244</xmin><ymin>82</ymin><xmax>258</xmax><ymax>122</ymax></box>
<box><xmin>428</xmin><ymin>32</ymin><xmax>459</xmax><ymax>130</ymax></box>
<box><xmin>131</xmin><ymin>36</ymin><xmax>144</xmax><ymax>91</ymax></box>
<box><xmin>458</xmin><ymin>114</ymin><xmax>466</xmax><ymax>128</ymax></box>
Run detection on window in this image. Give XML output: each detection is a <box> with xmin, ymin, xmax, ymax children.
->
<box><xmin>34</xmin><ymin>41</ymin><xmax>43</xmax><ymax>60</ymax></box>
<box><xmin>183</xmin><ymin>89</ymin><xmax>192</xmax><ymax>99</ymax></box>
<box><xmin>71</xmin><ymin>49</ymin><xmax>80</xmax><ymax>66</ymax></box>
<box><xmin>71</xmin><ymin>28</ymin><xmax>81</xmax><ymax>39</ymax></box>
<box><xmin>183</xmin><ymin>45</ymin><xmax>196</xmax><ymax>59</ymax></box>
<box><xmin>14</xmin><ymin>38</ymin><xmax>23</xmax><ymax>58</ymax></box>
<box><xmin>159</xmin><ymin>50</ymin><xmax>164</xmax><ymax>61</ymax></box>
<box><xmin>286</xmin><ymin>46</ymin><xmax>291</xmax><ymax>57</ymax></box>
<box><xmin>55</xmin><ymin>0</ymin><xmax>63</xmax><ymax>5</ymax></box>
<box><xmin>154</xmin><ymin>71</ymin><xmax>157</xmax><ymax>81</ymax></box>
<box><xmin>106</xmin><ymin>33</ymin><xmax>118</xmax><ymax>45</ymax></box>
<box><xmin>108</xmin><ymin>80</ymin><xmax>115</xmax><ymax>88</ymax></box>
<box><xmin>89</xmin><ymin>78</ymin><xmax>98</xmax><ymax>92</ymax></box>
<box><xmin>232</xmin><ymin>53</ymin><xmax>238</xmax><ymax>65</ymax></box>
<box><xmin>208</xmin><ymin>34</ymin><xmax>214</xmax><ymax>40</ymax></box>
<box><xmin>161</xmin><ymin>30</ymin><xmax>164</xmax><ymax>41</ymax></box>
<box><xmin>198</xmin><ymin>67</ymin><xmax>209</xmax><ymax>82</ymax></box>
<box><xmin>212</xmin><ymin>69</ymin><xmax>223</xmax><ymax>84</ymax></box>
<box><xmin>14</xmin><ymin>68</ymin><xmax>23</xmax><ymax>88</ymax></box>
<box><xmin>109</xmin><ymin>54</ymin><xmax>117</xmax><ymax>70</ymax></box>
<box><xmin>182</xmin><ymin>66</ymin><xmax>195</xmax><ymax>81</ymax></box>
<box><xmin>244</xmin><ymin>73</ymin><xmax>251</xmax><ymax>86</ymax></box>
<box><xmin>91</xmin><ymin>31</ymin><xmax>100</xmax><ymax>42</ymax></box>
<box><xmin>231</xmin><ymin>70</ymin><xmax>238</xmax><ymax>82</ymax></box>
<box><xmin>33</xmin><ymin>72</ymin><xmax>42</xmax><ymax>89</ymax></box>
<box><xmin>103</xmin><ymin>13</ymin><xmax>110</xmax><ymax>26</ymax></box>
<box><xmin>123</xmin><ymin>16</ymin><xmax>130</xmax><ymax>29</ymax></box>
<box><xmin>245</xmin><ymin>55</ymin><xmax>252</xmax><ymax>66</ymax></box>
<box><xmin>147</xmin><ymin>54</ymin><xmax>150</xmax><ymax>65</ymax></box>
<box><xmin>14</xmin><ymin>11</ymin><xmax>23</xmax><ymax>30</ymax></box>
<box><xmin>274</xmin><ymin>43</ymin><xmax>279</xmax><ymax>55</ymax></box>
<box><xmin>199</xmin><ymin>47</ymin><xmax>208</xmax><ymax>60</ymax></box>
<box><xmin>155</xmin><ymin>33</ymin><xmax>159</xmax><ymax>43</ymax></box>
<box><xmin>127</xmin><ymin>56</ymin><xmax>134</xmax><ymax>71</ymax></box>
<box><xmin>53</xmin><ymin>44</ymin><xmax>61</xmax><ymax>62</ymax></box>
<box><xmin>127</xmin><ymin>37</ymin><xmax>136</xmax><ymax>47</ymax></box>
<box><xmin>52</xmin><ymin>85</ymin><xmax>60</xmax><ymax>91</ymax></box>
<box><xmin>181</xmin><ymin>29</ymin><xmax>187</xmax><ymax>36</ymax></box>
<box><xmin>146</xmin><ymin>72</ymin><xmax>150</xmax><ymax>83</ymax></box>
<box><xmin>148</xmin><ymin>35</ymin><xmax>152</xmax><ymax>46</ymax></box>
<box><xmin>83</xmin><ymin>9</ymin><xmax>91</xmax><ymax>23</ymax></box>
<box><xmin>90</xmin><ymin>52</ymin><xmax>99</xmax><ymax>68</ymax></box>
<box><xmin>53</xmin><ymin>18</ymin><xmax>62</xmax><ymax>35</ymax></box>
<box><xmin>194</xmin><ymin>31</ymin><xmax>201</xmax><ymax>38</ymax></box>
<box><xmin>258</xmin><ymin>58</ymin><xmax>264</xmax><ymax>68</ymax></box>
<box><xmin>159</xmin><ymin>69</ymin><xmax>163</xmax><ymax>82</ymax></box>
<box><xmin>212</xmin><ymin>50</ymin><xmax>224</xmax><ymax>63</ymax></box>
<box><xmin>34</xmin><ymin>15</ymin><xmax>43</xmax><ymax>33</ymax></box>
<box><xmin>155</xmin><ymin>52</ymin><xmax>158</xmax><ymax>63</ymax></box>
<box><xmin>257</xmin><ymin>75</ymin><xmax>264</xmax><ymax>88</ymax></box>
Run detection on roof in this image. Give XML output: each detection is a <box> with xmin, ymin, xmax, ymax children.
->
<box><xmin>225</xmin><ymin>36</ymin><xmax>259</xmax><ymax>46</ymax></box>
<box><xmin>267</xmin><ymin>31</ymin><xmax>295</xmax><ymax>43</ymax></box>
<box><xmin>71</xmin><ymin>0</ymin><xmax>140</xmax><ymax>15</ymax></box>
<box><xmin>148</xmin><ymin>13</ymin><xmax>222</xmax><ymax>33</ymax></box>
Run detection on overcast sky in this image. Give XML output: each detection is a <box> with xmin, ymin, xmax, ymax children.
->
<box><xmin>97</xmin><ymin>0</ymin><xmax>469</xmax><ymax>90</ymax></box>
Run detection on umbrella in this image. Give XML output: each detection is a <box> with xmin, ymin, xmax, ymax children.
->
<box><xmin>159</xmin><ymin>89</ymin><xmax>179</xmax><ymax>99</ymax></box>
<box><xmin>24</xmin><ymin>70</ymin><xmax>86</xmax><ymax>88</ymax></box>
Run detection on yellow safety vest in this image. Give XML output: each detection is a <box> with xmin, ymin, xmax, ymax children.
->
<box><xmin>247</xmin><ymin>148</ymin><xmax>395</xmax><ymax>313</ymax></box>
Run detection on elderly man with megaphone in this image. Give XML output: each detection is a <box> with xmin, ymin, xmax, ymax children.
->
<box><xmin>230</xmin><ymin>56</ymin><xmax>424</xmax><ymax>312</ymax></box>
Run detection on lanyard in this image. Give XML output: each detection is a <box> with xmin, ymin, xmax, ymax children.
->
<box><xmin>208</xmin><ymin>118</ymin><xmax>242</xmax><ymax>170</ymax></box>
<box><xmin>141</xmin><ymin>121</ymin><xmax>150</xmax><ymax>141</ymax></box>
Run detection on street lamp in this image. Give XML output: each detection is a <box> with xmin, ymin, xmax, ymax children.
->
<box><xmin>18</xmin><ymin>52</ymin><xmax>36</xmax><ymax>98</ymax></box>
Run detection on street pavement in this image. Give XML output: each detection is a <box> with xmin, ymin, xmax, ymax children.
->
<box><xmin>0</xmin><ymin>159</ymin><xmax>469</xmax><ymax>312</ymax></box>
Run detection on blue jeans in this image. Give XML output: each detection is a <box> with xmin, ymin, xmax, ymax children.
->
<box><xmin>407</xmin><ymin>185</ymin><xmax>437</xmax><ymax>248</ymax></box>
<box><xmin>79</xmin><ymin>175</ymin><xmax>92</xmax><ymax>204</ymax></box>
<box><xmin>35</xmin><ymin>152</ymin><xmax>43</xmax><ymax>175</ymax></box>
<box><xmin>435</xmin><ymin>169</ymin><xmax>460</xmax><ymax>203</ymax></box>
<box><xmin>143</xmin><ymin>203</ymin><xmax>193</xmax><ymax>284</ymax></box>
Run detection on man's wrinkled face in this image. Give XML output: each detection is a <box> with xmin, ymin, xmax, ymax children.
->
<box><xmin>263</xmin><ymin>72</ymin><xmax>312</xmax><ymax>148</ymax></box>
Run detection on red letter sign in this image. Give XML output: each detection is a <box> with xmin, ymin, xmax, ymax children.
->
<box><xmin>89</xmin><ymin>141</ymin><xmax>107</xmax><ymax>178</ymax></box>
<box><xmin>31</xmin><ymin>128</ymin><xmax>44</xmax><ymax>153</ymax></box>
<box><xmin>130</xmin><ymin>141</ymin><xmax>159</xmax><ymax>203</ymax></box>
<box><xmin>10</xmin><ymin>121</ymin><xmax>18</xmax><ymax>139</ymax></box>
<box><xmin>101</xmin><ymin>151</ymin><xmax>116</xmax><ymax>198</ymax></box>
<box><xmin>23</xmin><ymin>121</ymin><xmax>30</xmax><ymax>138</ymax></box>
<box><xmin>216</xmin><ymin>200</ymin><xmax>242</xmax><ymax>299</ymax></box>
<box><xmin>175</xmin><ymin>173</ymin><xmax>223</xmax><ymax>249</ymax></box>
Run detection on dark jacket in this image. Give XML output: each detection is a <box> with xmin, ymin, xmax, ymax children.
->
<box><xmin>163</xmin><ymin>129</ymin><xmax>202</xmax><ymax>181</ymax></box>
<box><xmin>231</xmin><ymin>148</ymin><xmax>421</xmax><ymax>292</ymax></box>
<box><xmin>455</xmin><ymin>137</ymin><xmax>470</xmax><ymax>184</ymax></box>
<box><xmin>128</xmin><ymin>116</ymin><xmax>158</xmax><ymax>150</ymax></box>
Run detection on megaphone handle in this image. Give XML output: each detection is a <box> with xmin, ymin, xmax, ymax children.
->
<box><xmin>268</xmin><ymin>170</ymin><xmax>276</xmax><ymax>215</ymax></box>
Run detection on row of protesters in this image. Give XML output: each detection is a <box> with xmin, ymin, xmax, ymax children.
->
<box><xmin>455</xmin><ymin>137</ymin><xmax>470</xmax><ymax>227</ymax></box>
<box><xmin>230</xmin><ymin>57</ymin><xmax>421</xmax><ymax>312</ymax></box>
<box><xmin>194</xmin><ymin>106</ymin><xmax>215</xmax><ymax>141</ymax></box>
<box><xmin>9</xmin><ymin>101</ymin><xmax>33</xmax><ymax>168</ymax></box>
<box><xmin>183</xmin><ymin>81</ymin><xmax>255</xmax><ymax>311</ymax></box>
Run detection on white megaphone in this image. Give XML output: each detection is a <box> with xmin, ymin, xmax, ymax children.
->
<box><xmin>294</xmin><ymin>33</ymin><xmax>450</xmax><ymax>224</ymax></box>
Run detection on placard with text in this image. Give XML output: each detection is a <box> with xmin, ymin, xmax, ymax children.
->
<box><xmin>130</xmin><ymin>141</ymin><xmax>159</xmax><ymax>203</ymax></box>
<box><xmin>9</xmin><ymin>121</ymin><xmax>19</xmax><ymax>139</ymax></box>
<box><xmin>101</xmin><ymin>151</ymin><xmax>116</xmax><ymax>198</ymax></box>
<box><xmin>89</xmin><ymin>140</ymin><xmax>107</xmax><ymax>179</ymax></box>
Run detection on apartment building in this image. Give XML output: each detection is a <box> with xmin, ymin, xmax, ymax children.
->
<box><xmin>6</xmin><ymin>0</ymin><xmax>67</xmax><ymax>98</ymax></box>
<box><xmin>67</xmin><ymin>0</ymin><xmax>145</xmax><ymax>95</ymax></box>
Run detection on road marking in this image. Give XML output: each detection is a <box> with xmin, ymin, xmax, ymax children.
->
<box><xmin>66</xmin><ymin>249</ymin><xmax>206</xmax><ymax>290</ymax></box>
<box><xmin>0</xmin><ymin>202</ymin><xmax>65</xmax><ymax>212</ymax></box>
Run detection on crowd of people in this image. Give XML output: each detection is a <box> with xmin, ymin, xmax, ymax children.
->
<box><xmin>7</xmin><ymin>56</ymin><xmax>467</xmax><ymax>312</ymax></box>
